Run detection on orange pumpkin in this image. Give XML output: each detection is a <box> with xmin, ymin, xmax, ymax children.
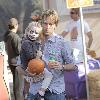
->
<box><xmin>28</xmin><ymin>59</ymin><xmax>45</xmax><ymax>75</ymax></box>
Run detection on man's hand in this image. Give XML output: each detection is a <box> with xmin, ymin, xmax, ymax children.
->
<box><xmin>48</xmin><ymin>61</ymin><xmax>63</xmax><ymax>70</ymax></box>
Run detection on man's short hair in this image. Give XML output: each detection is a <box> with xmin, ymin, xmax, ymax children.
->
<box><xmin>71</xmin><ymin>8</ymin><xmax>80</xmax><ymax>15</ymax></box>
<box><xmin>8</xmin><ymin>18</ymin><xmax>18</xmax><ymax>29</ymax></box>
<box><xmin>41</xmin><ymin>9</ymin><xmax>59</xmax><ymax>26</ymax></box>
<box><xmin>8</xmin><ymin>18</ymin><xmax>18</xmax><ymax>26</ymax></box>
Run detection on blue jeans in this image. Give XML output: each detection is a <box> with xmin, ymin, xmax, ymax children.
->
<box><xmin>27</xmin><ymin>90</ymin><xmax>66</xmax><ymax>100</ymax></box>
<box><xmin>27</xmin><ymin>93</ymin><xmax>41</xmax><ymax>100</ymax></box>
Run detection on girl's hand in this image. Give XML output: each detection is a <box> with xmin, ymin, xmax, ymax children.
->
<box><xmin>25</xmin><ymin>68</ymin><xmax>36</xmax><ymax>77</ymax></box>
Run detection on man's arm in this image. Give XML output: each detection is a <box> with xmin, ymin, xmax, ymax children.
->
<box><xmin>62</xmin><ymin>64</ymin><xmax>78</xmax><ymax>71</ymax></box>
<box><xmin>61</xmin><ymin>40</ymin><xmax>77</xmax><ymax>71</ymax></box>
<box><xmin>61</xmin><ymin>31</ymin><xmax>69</xmax><ymax>38</ymax></box>
<box><xmin>48</xmin><ymin>60</ymin><xmax>77</xmax><ymax>71</ymax></box>
<box><xmin>13</xmin><ymin>34</ymin><xmax>21</xmax><ymax>55</ymax></box>
<box><xmin>87</xmin><ymin>31</ymin><xmax>93</xmax><ymax>49</ymax></box>
<box><xmin>48</xmin><ymin>40</ymin><xmax>77</xmax><ymax>71</ymax></box>
<box><xmin>84</xmin><ymin>20</ymin><xmax>93</xmax><ymax>49</ymax></box>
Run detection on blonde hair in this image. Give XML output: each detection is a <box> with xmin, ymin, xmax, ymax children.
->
<box><xmin>41</xmin><ymin>9</ymin><xmax>59</xmax><ymax>26</ymax></box>
<box><xmin>23</xmin><ymin>21</ymin><xmax>42</xmax><ymax>41</ymax></box>
<box><xmin>25</xmin><ymin>21</ymin><xmax>42</xmax><ymax>34</ymax></box>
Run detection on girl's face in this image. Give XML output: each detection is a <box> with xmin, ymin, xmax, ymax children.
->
<box><xmin>27</xmin><ymin>25</ymin><xmax>42</xmax><ymax>40</ymax></box>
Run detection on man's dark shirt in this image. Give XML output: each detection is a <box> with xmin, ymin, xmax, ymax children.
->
<box><xmin>4</xmin><ymin>31</ymin><xmax>21</xmax><ymax>65</ymax></box>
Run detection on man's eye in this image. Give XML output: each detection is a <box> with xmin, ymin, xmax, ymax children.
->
<box><xmin>49</xmin><ymin>23</ymin><xmax>53</xmax><ymax>25</ymax></box>
<box><xmin>43</xmin><ymin>22</ymin><xmax>53</xmax><ymax>25</ymax></box>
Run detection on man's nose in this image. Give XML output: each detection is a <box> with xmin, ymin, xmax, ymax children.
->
<box><xmin>46</xmin><ymin>24</ymin><xmax>50</xmax><ymax>28</ymax></box>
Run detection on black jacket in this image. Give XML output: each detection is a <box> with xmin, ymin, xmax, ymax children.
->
<box><xmin>4</xmin><ymin>31</ymin><xmax>21</xmax><ymax>65</ymax></box>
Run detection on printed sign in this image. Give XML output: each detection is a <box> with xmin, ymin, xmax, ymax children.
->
<box><xmin>67</xmin><ymin>0</ymin><xmax>94</xmax><ymax>8</ymax></box>
<box><xmin>83</xmin><ymin>0</ymin><xmax>100</xmax><ymax>13</ymax></box>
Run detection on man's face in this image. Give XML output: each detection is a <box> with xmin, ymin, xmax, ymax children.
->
<box><xmin>42</xmin><ymin>16</ymin><xmax>56</xmax><ymax>36</ymax></box>
<box><xmin>15</xmin><ymin>23</ymin><xmax>18</xmax><ymax>30</ymax></box>
<box><xmin>70</xmin><ymin>10</ymin><xmax>79</xmax><ymax>21</ymax></box>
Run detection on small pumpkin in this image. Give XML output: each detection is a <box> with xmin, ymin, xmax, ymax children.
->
<box><xmin>28</xmin><ymin>59</ymin><xmax>45</xmax><ymax>75</ymax></box>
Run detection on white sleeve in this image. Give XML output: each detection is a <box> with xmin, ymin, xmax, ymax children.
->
<box><xmin>64</xmin><ymin>21</ymin><xmax>71</xmax><ymax>32</ymax></box>
<box><xmin>41</xmin><ymin>68</ymin><xmax>53</xmax><ymax>89</ymax></box>
<box><xmin>84</xmin><ymin>20</ymin><xmax>91</xmax><ymax>34</ymax></box>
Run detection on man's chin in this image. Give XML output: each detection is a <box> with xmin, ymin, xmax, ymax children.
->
<box><xmin>44</xmin><ymin>32</ymin><xmax>50</xmax><ymax>36</ymax></box>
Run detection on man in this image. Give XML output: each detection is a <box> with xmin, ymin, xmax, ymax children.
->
<box><xmin>37</xmin><ymin>9</ymin><xmax>77</xmax><ymax>100</ymax></box>
<box><xmin>62</xmin><ymin>8</ymin><xmax>93</xmax><ymax>64</ymax></box>
<box><xmin>4</xmin><ymin>18</ymin><xmax>21</xmax><ymax>100</ymax></box>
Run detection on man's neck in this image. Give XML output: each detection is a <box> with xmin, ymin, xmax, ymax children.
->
<box><xmin>45</xmin><ymin>33</ymin><xmax>54</xmax><ymax>40</ymax></box>
<box><xmin>73</xmin><ymin>17</ymin><xmax>80</xmax><ymax>21</ymax></box>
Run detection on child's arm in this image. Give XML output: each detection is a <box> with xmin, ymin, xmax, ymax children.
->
<box><xmin>38</xmin><ymin>68</ymin><xmax>53</xmax><ymax>96</ymax></box>
<box><xmin>41</xmin><ymin>68</ymin><xmax>53</xmax><ymax>89</ymax></box>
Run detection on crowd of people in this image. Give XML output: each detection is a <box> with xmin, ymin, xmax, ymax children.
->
<box><xmin>4</xmin><ymin>8</ymin><xmax>94</xmax><ymax>100</ymax></box>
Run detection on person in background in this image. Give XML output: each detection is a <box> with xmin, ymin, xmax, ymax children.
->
<box><xmin>4</xmin><ymin>18</ymin><xmax>21</xmax><ymax>100</ymax></box>
<box><xmin>62</xmin><ymin>8</ymin><xmax>93</xmax><ymax>64</ymax></box>
<box><xmin>37</xmin><ymin>9</ymin><xmax>77</xmax><ymax>100</ymax></box>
